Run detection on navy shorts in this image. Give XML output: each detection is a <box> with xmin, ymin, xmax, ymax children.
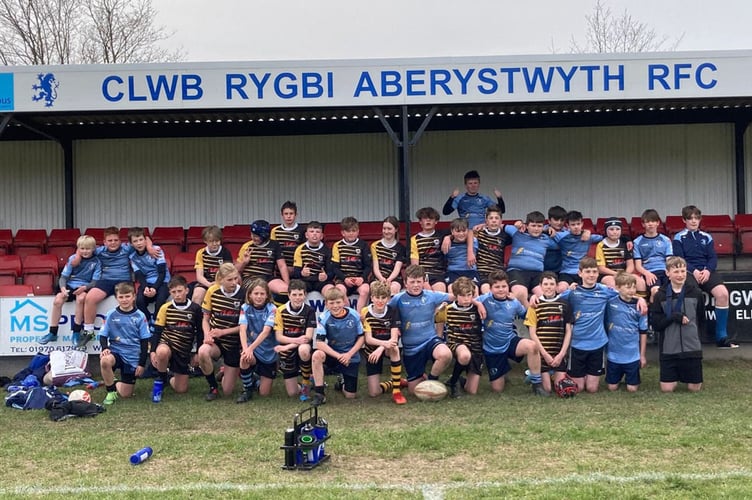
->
<box><xmin>558</xmin><ymin>273</ymin><xmax>581</xmax><ymax>286</ymax></box>
<box><xmin>685</xmin><ymin>272</ymin><xmax>725</xmax><ymax>294</ymax></box>
<box><xmin>606</xmin><ymin>359</ymin><xmax>641</xmax><ymax>386</ymax></box>
<box><xmin>660</xmin><ymin>357</ymin><xmax>703</xmax><ymax>384</ymax></box>
<box><xmin>507</xmin><ymin>270</ymin><xmax>542</xmax><ymax>291</ymax></box>
<box><xmin>322</xmin><ymin>355</ymin><xmax>359</xmax><ymax>392</ymax></box>
<box><xmin>403</xmin><ymin>337</ymin><xmax>445</xmax><ymax>382</ymax></box>
<box><xmin>567</xmin><ymin>345</ymin><xmax>605</xmax><ymax>378</ymax></box>
<box><xmin>94</xmin><ymin>279</ymin><xmax>130</xmax><ymax>297</ymax></box>
<box><xmin>484</xmin><ymin>336</ymin><xmax>524</xmax><ymax>382</ymax></box>
<box><xmin>255</xmin><ymin>360</ymin><xmax>278</xmax><ymax>380</ymax></box>
<box><xmin>110</xmin><ymin>352</ymin><xmax>138</xmax><ymax>385</ymax></box>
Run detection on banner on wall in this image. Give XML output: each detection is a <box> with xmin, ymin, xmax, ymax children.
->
<box><xmin>0</xmin><ymin>51</ymin><xmax>747</xmax><ymax>113</ymax></box>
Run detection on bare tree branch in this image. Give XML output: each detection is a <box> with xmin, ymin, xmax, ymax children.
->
<box><xmin>568</xmin><ymin>0</ymin><xmax>683</xmax><ymax>53</ymax></box>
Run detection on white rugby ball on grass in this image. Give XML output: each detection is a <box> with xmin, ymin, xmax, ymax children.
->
<box><xmin>414</xmin><ymin>380</ymin><xmax>448</xmax><ymax>401</ymax></box>
<box><xmin>68</xmin><ymin>389</ymin><xmax>91</xmax><ymax>403</ymax></box>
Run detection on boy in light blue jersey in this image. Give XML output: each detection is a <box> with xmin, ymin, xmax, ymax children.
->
<box><xmin>442</xmin><ymin>170</ymin><xmax>506</xmax><ymax>228</ymax></box>
<box><xmin>310</xmin><ymin>288</ymin><xmax>365</xmax><ymax>405</ymax></box>
<box><xmin>479</xmin><ymin>271</ymin><xmax>547</xmax><ymax>396</ymax></box>
<box><xmin>442</xmin><ymin>218</ymin><xmax>479</xmax><ymax>287</ymax></box>
<box><xmin>633</xmin><ymin>209</ymin><xmax>673</xmax><ymax>297</ymax></box>
<box><xmin>504</xmin><ymin>211</ymin><xmax>558</xmax><ymax>307</ymax></box>
<box><xmin>129</xmin><ymin>227</ymin><xmax>170</xmax><ymax>325</ymax></box>
<box><xmin>388</xmin><ymin>264</ymin><xmax>458</xmax><ymax>394</ymax></box>
<box><xmin>605</xmin><ymin>271</ymin><xmax>648</xmax><ymax>392</ymax></box>
<box><xmin>98</xmin><ymin>282</ymin><xmax>152</xmax><ymax>405</ymax></box>
<box><xmin>39</xmin><ymin>235</ymin><xmax>102</xmax><ymax>346</ymax></box>
<box><xmin>553</xmin><ymin>257</ymin><xmax>647</xmax><ymax>394</ymax></box>
<box><xmin>237</xmin><ymin>278</ymin><xmax>278</xmax><ymax>403</ymax></box>
<box><xmin>543</xmin><ymin>205</ymin><xmax>567</xmax><ymax>273</ymax></box>
<box><xmin>554</xmin><ymin>210</ymin><xmax>603</xmax><ymax>293</ymax></box>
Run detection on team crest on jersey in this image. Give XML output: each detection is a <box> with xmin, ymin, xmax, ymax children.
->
<box><xmin>432</xmin><ymin>239</ymin><xmax>440</xmax><ymax>247</ymax></box>
<box><xmin>294</xmin><ymin>234</ymin><xmax>300</xmax><ymax>240</ymax></box>
<box><xmin>32</xmin><ymin>72</ymin><xmax>59</xmax><ymax>107</ymax></box>
<box><xmin>355</xmin><ymin>248</ymin><xmax>361</xmax><ymax>255</ymax></box>
<box><xmin>233</xmin><ymin>301</ymin><xmax>241</xmax><ymax>308</ymax></box>
<box><xmin>266</xmin><ymin>250</ymin><xmax>273</xmax><ymax>257</ymax></box>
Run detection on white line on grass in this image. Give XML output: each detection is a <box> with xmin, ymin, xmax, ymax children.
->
<box><xmin>3</xmin><ymin>470</ymin><xmax>752</xmax><ymax>497</ymax></box>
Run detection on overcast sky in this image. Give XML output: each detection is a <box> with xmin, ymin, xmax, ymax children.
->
<box><xmin>155</xmin><ymin>0</ymin><xmax>752</xmax><ymax>62</ymax></box>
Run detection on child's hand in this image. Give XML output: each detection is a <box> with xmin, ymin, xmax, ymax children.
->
<box><xmin>440</xmin><ymin>235</ymin><xmax>451</xmax><ymax>254</ymax></box>
<box><xmin>681</xmin><ymin>315</ymin><xmax>690</xmax><ymax>325</ymax></box>
<box><xmin>494</xmin><ymin>188</ymin><xmax>502</xmax><ymax>199</ymax></box>
<box><xmin>643</xmin><ymin>271</ymin><xmax>657</xmax><ymax>286</ymax></box>
<box><xmin>451</xmin><ymin>188</ymin><xmax>460</xmax><ymax>198</ymax></box>
<box><xmin>368</xmin><ymin>348</ymin><xmax>383</xmax><ymax>364</ymax></box>
<box><xmin>73</xmin><ymin>286</ymin><xmax>87</xmax><ymax>296</ymax></box>
<box><xmin>135</xmin><ymin>365</ymin><xmax>144</xmax><ymax>378</ymax></box>
<box><xmin>318</xmin><ymin>271</ymin><xmax>327</xmax><ymax>282</ymax></box>
<box><xmin>640</xmin><ymin>355</ymin><xmax>647</xmax><ymax>368</ymax></box>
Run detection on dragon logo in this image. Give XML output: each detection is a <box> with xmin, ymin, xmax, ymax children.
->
<box><xmin>32</xmin><ymin>73</ymin><xmax>58</xmax><ymax>107</ymax></box>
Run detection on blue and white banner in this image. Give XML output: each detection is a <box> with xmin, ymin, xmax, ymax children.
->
<box><xmin>1</xmin><ymin>51</ymin><xmax>749</xmax><ymax>112</ymax></box>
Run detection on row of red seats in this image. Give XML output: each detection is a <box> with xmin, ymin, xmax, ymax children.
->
<box><xmin>1</xmin><ymin>214</ymin><xmax>749</xmax><ymax>267</ymax></box>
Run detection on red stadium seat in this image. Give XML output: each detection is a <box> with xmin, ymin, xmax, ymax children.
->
<box><xmin>664</xmin><ymin>215</ymin><xmax>685</xmax><ymax>237</ymax></box>
<box><xmin>83</xmin><ymin>227</ymin><xmax>106</xmax><ymax>245</ymax></box>
<box><xmin>171</xmin><ymin>252</ymin><xmax>196</xmax><ymax>277</ymax></box>
<box><xmin>13</xmin><ymin>229</ymin><xmax>47</xmax><ymax>258</ymax></box>
<box><xmin>0</xmin><ymin>284</ymin><xmax>34</xmax><ymax>297</ymax></box>
<box><xmin>47</xmin><ymin>228</ymin><xmax>82</xmax><ymax>271</ymax></box>
<box><xmin>152</xmin><ymin>226</ymin><xmax>185</xmax><ymax>257</ymax></box>
<box><xmin>0</xmin><ymin>229</ymin><xmax>12</xmax><ymax>255</ymax></box>
<box><xmin>22</xmin><ymin>254</ymin><xmax>59</xmax><ymax>295</ymax></box>
<box><xmin>323</xmin><ymin>222</ymin><xmax>341</xmax><ymax>244</ymax></box>
<box><xmin>581</xmin><ymin>218</ymin><xmax>595</xmax><ymax>232</ymax></box>
<box><xmin>358</xmin><ymin>221</ymin><xmax>383</xmax><ymax>243</ymax></box>
<box><xmin>735</xmin><ymin>214</ymin><xmax>752</xmax><ymax>255</ymax></box>
<box><xmin>222</xmin><ymin>225</ymin><xmax>250</xmax><ymax>257</ymax></box>
<box><xmin>186</xmin><ymin>226</ymin><xmax>206</xmax><ymax>254</ymax></box>
<box><xmin>0</xmin><ymin>255</ymin><xmax>22</xmax><ymax>285</ymax></box>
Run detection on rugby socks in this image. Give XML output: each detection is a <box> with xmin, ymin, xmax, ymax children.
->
<box><xmin>158</xmin><ymin>371</ymin><xmax>169</xmax><ymax>383</ymax></box>
<box><xmin>205</xmin><ymin>372</ymin><xmax>218</xmax><ymax>390</ymax></box>
<box><xmin>106</xmin><ymin>383</ymin><xmax>117</xmax><ymax>393</ymax></box>
<box><xmin>379</xmin><ymin>381</ymin><xmax>394</xmax><ymax>394</ymax></box>
<box><xmin>240</xmin><ymin>367</ymin><xmax>254</xmax><ymax>390</ymax></box>
<box><xmin>448</xmin><ymin>361</ymin><xmax>466</xmax><ymax>387</ymax></box>
<box><xmin>390</xmin><ymin>361</ymin><xmax>403</xmax><ymax>395</ymax></box>
<box><xmin>528</xmin><ymin>372</ymin><xmax>543</xmax><ymax>385</ymax></box>
<box><xmin>300</xmin><ymin>358</ymin><xmax>312</xmax><ymax>387</ymax></box>
<box><xmin>71</xmin><ymin>322</ymin><xmax>83</xmax><ymax>333</ymax></box>
<box><xmin>715</xmin><ymin>306</ymin><xmax>730</xmax><ymax>341</ymax></box>
<box><xmin>49</xmin><ymin>326</ymin><xmax>59</xmax><ymax>336</ymax></box>
<box><xmin>427</xmin><ymin>373</ymin><xmax>439</xmax><ymax>381</ymax></box>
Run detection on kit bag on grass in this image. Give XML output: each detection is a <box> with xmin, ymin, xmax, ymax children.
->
<box><xmin>46</xmin><ymin>399</ymin><xmax>106</xmax><ymax>421</ymax></box>
<box><xmin>5</xmin><ymin>386</ymin><xmax>65</xmax><ymax>410</ymax></box>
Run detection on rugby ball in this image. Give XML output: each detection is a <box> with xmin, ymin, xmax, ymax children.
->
<box><xmin>68</xmin><ymin>389</ymin><xmax>91</xmax><ymax>403</ymax></box>
<box><xmin>414</xmin><ymin>380</ymin><xmax>448</xmax><ymax>401</ymax></box>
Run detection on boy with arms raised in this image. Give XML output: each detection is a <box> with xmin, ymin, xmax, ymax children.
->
<box><xmin>504</xmin><ymin>211</ymin><xmax>558</xmax><ymax>308</ymax></box>
<box><xmin>605</xmin><ymin>271</ymin><xmax>648</xmax><ymax>392</ymax></box>
<box><xmin>271</xmin><ymin>201</ymin><xmax>307</xmax><ymax>271</ymax></box>
<box><xmin>525</xmin><ymin>271</ymin><xmax>572</xmax><ymax>394</ymax></box>
<box><xmin>649</xmin><ymin>256</ymin><xmax>705</xmax><ymax>392</ymax></box>
<box><xmin>39</xmin><ymin>235</ymin><xmax>101</xmax><ymax>345</ymax></box>
<box><xmin>150</xmin><ymin>275</ymin><xmax>203</xmax><ymax>402</ymax></box>
<box><xmin>443</xmin><ymin>277</ymin><xmax>484</xmax><ymax>397</ymax></box>
<box><xmin>331</xmin><ymin>216</ymin><xmax>372</xmax><ymax>312</ymax></box>
<box><xmin>672</xmin><ymin>205</ymin><xmax>737</xmax><ymax>349</ymax></box>
<box><xmin>361</xmin><ymin>280</ymin><xmax>406</xmax><ymax>404</ymax></box>
<box><xmin>192</xmin><ymin>225</ymin><xmax>234</xmax><ymax>306</ymax></box>
<box><xmin>442</xmin><ymin>169</ymin><xmax>506</xmax><ymax>227</ymax></box>
<box><xmin>310</xmin><ymin>288</ymin><xmax>365</xmax><ymax>405</ymax></box>
<box><xmin>633</xmin><ymin>209</ymin><xmax>673</xmax><ymax>297</ymax></box>
<box><xmin>98</xmin><ymin>282</ymin><xmax>152</xmax><ymax>405</ymax></box>
<box><xmin>479</xmin><ymin>271</ymin><xmax>548</xmax><ymax>396</ymax></box>
<box><xmin>275</xmin><ymin>279</ymin><xmax>317</xmax><ymax>401</ymax></box>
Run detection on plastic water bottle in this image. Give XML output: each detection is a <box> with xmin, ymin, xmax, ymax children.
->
<box><xmin>152</xmin><ymin>379</ymin><xmax>164</xmax><ymax>403</ymax></box>
<box><xmin>129</xmin><ymin>447</ymin><xmax>153</xmax><ymax>465</ymax></box>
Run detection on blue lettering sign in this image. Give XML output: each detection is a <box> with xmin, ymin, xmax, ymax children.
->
<box><xmin>0</xmin><ymin>73</ymin><xmax>13</xmax><ymax>111</ymax></box>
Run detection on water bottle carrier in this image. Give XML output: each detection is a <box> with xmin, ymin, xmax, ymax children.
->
<box><xmin>281</xmin><ymin>404</ymin><xmax>331</xmax><ymax>470</ymax></box>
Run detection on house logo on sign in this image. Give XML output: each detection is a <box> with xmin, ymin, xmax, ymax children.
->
<box><xmin>9</xmin><ymin>299</ymin><xmax>48</xmax><ymax>332</ymax></box>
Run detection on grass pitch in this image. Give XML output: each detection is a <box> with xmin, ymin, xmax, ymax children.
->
<box><xmin>2</xmin><ymin>359</ymin><xmax>751</xmax><ymax>499</ymax></box>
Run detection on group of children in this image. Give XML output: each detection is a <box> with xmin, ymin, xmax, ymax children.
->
<box><xmin>33</xmin><ymin>170</ymin><xmax>737</xmax><ymax>405</ymax></box>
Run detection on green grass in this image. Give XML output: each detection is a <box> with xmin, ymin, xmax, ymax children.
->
<box><xmin>2</xmin><ymin>360</ymin><xmax>752</xmax><ymax>499</ymax></box>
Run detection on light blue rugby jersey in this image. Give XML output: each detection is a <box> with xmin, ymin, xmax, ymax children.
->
<box><xmin>389</xmin><ymin>290</ymin><xmax>450</xmax><ymax>356</ymax></box>
<box><xmin>316</xmin><ymin>307</ymin><xmax>364</xmax><ymax>362</ymax></box>
<box><xmin>239</xmin><ymin>302</ymin><xmax>278</xmax><ymax>364</ymax></box>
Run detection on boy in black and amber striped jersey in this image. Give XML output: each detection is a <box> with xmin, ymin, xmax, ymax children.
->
<box><xmin>331</xmin><ymin>216</ymin><xmax>372</xmax><ymax>312</ymax></box>
<box><xmin>410</xmin><ymin>206</ymin><xmax>448</xmax><ymax>292</ymax></box>
<box><xmin>271</xmin><ymin>201</ymin><xmax>306</xmax><ymax>271</ymax></box>
<box><xmin>524</xmin><ymin>271</ymin><xmax>573</xmax><ymax>394</ymax></box>
<box><xmin>292</xmin><ymin>221</ymin><xmax>335</xmax><ymax>295</ymax></box>
<box><xmin>475</xmin><ymin>205</ymin><xmax>512</xmax><ymax>294</ymax></box>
